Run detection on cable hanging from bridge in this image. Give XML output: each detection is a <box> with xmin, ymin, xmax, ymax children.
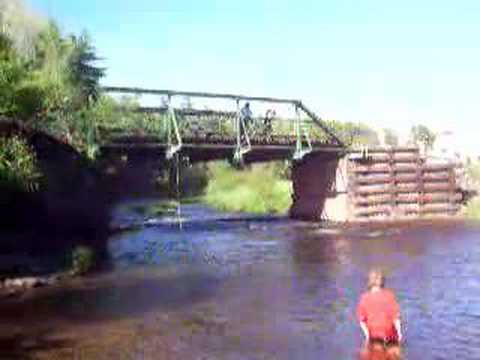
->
<box><xmin>174</xmin><ymin>152</ymin><xmax>183</xmax><ymax>230</ymax></box>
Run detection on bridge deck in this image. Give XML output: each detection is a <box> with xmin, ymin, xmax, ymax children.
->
<box><xmin>100</xmin><ymin>135</ymin><xmax>344</xmax><ymax>163</ymax></box>
<box><xmin>103</xmin><ymin>134</ymin><xmax>339</xmax><ymax>147</ymax></box>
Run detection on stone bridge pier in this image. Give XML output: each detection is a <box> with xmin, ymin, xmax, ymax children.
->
<box><xmin>290</xmin><ymin>151</ymin><xmax>341</xmax><ymax>220</ymax></box>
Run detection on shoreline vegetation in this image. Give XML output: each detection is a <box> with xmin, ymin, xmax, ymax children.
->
<box><xmin>465</xmin><ymin>161</ymin><xmax>480</xmax><ymax>219</ymax></box>
<box><xmin>203</xmin><ymin>162</ymin><xmax>292</xmax><ymax>215</ymax></box>
<box><xmin>0</xmin><ymin>0</ymin><xmax>111</xmax><ymax>280</ymax></box>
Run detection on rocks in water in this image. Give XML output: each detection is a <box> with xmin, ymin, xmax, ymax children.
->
<box><xmin>1</xmin><ymin>275</ymin><xmax>59</xmax><ymax>296</ymax></box>
<box><xmin>4</xmin><ymin>277</ymin><xmax>42</xmax><ymax>288</ymax></box>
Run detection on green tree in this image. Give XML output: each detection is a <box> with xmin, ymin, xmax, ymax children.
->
<box><xmin>317</xmin><ymin>120</ymin><xmax>379</xmax><ymax>147</ymax></box>
<box><xmin>354</xmin><ymin>123</ymin><xmax>380</xmax><ymax>146</ymax></box>
<box><xmin>26</xmin><ymin>21</ymin><xmax>74</xmax><ymax>122</ymax></box>
<box><xmin>0</xmin><ymin>136</ymin><xmax>41</xmax><ymax>191</ymax></box>
<box><xmin>0</xmin><ymin>33</ymin><xmax>26</xmax><ymax>117</ymax></box>
<box><xmin>410</xmin><ymin>124</ymin><xmax>436</xmax><ymax>151</ymax></box>
<box><xmin>383</xmin><ymin>128</ymin><xmax>399</xmax><ymax>146</ymax></box>
<box><xmin>68</xmin><ymin>32</ymin><xmax>105</xmax><ymax>106</ymax></box>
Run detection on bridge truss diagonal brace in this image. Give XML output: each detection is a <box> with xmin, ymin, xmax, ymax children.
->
<box><xmin>166</xmin><ymin>98</ymin><xmax>182</xmax><ymax>160</ymax></box>
<box><xmin>293</xmin><ymin>104</ymin><xmax>313</xmax><ymax>161</ymax></box>
<box><xmin>296</xmin><ymin>101</ymin><xmax>344</xmax><ymax>148</ymax></box>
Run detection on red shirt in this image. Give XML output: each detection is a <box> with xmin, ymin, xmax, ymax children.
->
<box><xmin>356</xmin><ymin>289</ymin><xmax>400</xmax><ymax>341</ymax></box>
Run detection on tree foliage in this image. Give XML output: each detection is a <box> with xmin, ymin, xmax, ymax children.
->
<box><xmin>68</xmin><ymin>32</ymin><xmax>105</xmax><ymax>105</ymax></box>
<box><xmin>383</xmin><ymin>128</ymin><xmax>399</xmax><ymax>147</ymax></box>
<box><xmin>0</xmin><ymin>3</ymin><xmax>106</xmax><ymax>157</ymax></box>
<box><xmin>312</xmin><ymin>120</ymin><xmax>380</xmax><ymax>147</ymax></box>
<box><xmin>410</xmin><ymin>124</ymin><xmax>436</xmax><ymax>151</ymax></box>
<box><xmin>0</xmin><ymin>135</ymin><xmax>41</xmax><ymax>191</ymax></box>
<box><xmin>0</xmin><ymin>33</ymin><xmax>27</xmax><ymax>117</ymax></box>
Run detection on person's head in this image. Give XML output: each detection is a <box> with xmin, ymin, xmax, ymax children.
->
<box><xmin>367</xmin><ymin>269</ymin><xmax>385</xmax><ymax>291</ymax></box>
<box><xmin>245</xmin><ymin>102</ymin><xmax>250</xmax><ymax>108</ymax></box>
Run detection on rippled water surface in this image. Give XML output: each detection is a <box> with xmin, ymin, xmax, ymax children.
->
<box><xmin>1</xmin><ymin>200</ymin><xmax>480</xmax><ymax>359</ymax></box>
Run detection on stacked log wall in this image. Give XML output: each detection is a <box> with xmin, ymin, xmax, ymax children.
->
<box><xmin>347</xmin><ymin>147</ymin><xmax>463</xmax><ymax>221</ymax></box>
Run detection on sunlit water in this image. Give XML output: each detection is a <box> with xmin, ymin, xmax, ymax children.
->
<box><xmin>1</xmin><ymin>199</ymin><xmax>480</xmax><ymax>359</ymax></box>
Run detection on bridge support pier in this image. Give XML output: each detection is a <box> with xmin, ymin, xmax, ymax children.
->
<box><xmin>290</xmin><ymin>151</ymin><xmax>341</xmax><ymax>221</ymax></box>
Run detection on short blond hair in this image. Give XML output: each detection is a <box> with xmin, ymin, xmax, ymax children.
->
<box><xmin>367</xmin><ymin>269</ymin><xmax>385</xmax><ymax>290</ymax></box>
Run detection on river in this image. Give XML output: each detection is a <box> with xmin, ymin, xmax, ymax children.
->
<box><xmin>1</xmin><ymin>199</ymin><xmax>480</xmax><ymax>359</ymax></box>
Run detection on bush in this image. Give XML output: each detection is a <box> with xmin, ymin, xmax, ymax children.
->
<box><xmin>465</xmin><ymin>161</ymin><xmax>480</xmax><ymax>220</ymax></box>
<box><xmin>70</xmin><ymin>245</ymin><xmax>96</xmax><ymax>275</ymax></box>
<box><xmin>467</xmin><ymin>161</ymin><xmax>480</xmax><ymax>186</ymax></box>
<box><xmin>465</xmin><ymin>198</ymin><xmax>480</xmax><ymax>220</ymax></box>
<box><xmin>13</xmin><ymin>83</ymin><xmax>46</xmax><ymax>119</ymax></box>
<box><xmin>203</xmin><ymin>162</ymin><xmax>292</xmax><ymax>214</ymax></box>
<box><xmin>0</xmin><ymin>135</ymin><xmax>41</xmax><ymax>191</ymax></box>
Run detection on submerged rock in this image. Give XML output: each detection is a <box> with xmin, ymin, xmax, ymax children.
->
<box><xmin>2</xmin><ymin>274</ymin><xmax>59</xmax><ymax>294</ymax></box>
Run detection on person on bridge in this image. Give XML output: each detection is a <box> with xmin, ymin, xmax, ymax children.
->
<box><xmin>263</xmin><ymin>109</ymin><xmax>276</xmax><ymax>138</ymax></box>
<box><xmin>357</xmin><ymin>269</ymin><xmax>402</xmax><ymax>359</ymax></box>
<box><xmin>240</xmin><ymin>102</ymin><xmax>253</xmax><ymax>129</ymax></box>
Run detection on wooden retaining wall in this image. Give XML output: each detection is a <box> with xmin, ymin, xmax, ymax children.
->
<box><xmin>347</xmin><ymin>147</ymin><xmax>463</xmax><ymax>221</ymax></box>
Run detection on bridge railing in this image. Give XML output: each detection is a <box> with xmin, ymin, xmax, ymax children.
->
<box><xmin>99</xmin><ymin>87</ymin><xmax>344</xmax><ymax>160</ymax></box>
<box><xmin>98</xmin><ymin>108</ymin><xmax>333</xmax><ymax>146</ymax></box>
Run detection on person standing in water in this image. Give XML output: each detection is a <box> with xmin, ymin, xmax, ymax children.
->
<box><xmin>357</xmin><ymin>269</ymin><xmax>403</xmax><ymax>359</ymax></box>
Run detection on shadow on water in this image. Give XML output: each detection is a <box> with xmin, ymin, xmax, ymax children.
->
<box><xmin>0</xmin><ymin>329</ymin><xmax>75</xmax><ymax>360</ymax></box>
<box><xmin>0</xmin><ymin>270</ymin><xmax>221</xmax><ymax>324</ymax></box>
<box><xmin>0</xmin><ymin>267</ymin><xmax>222</xmax><ymax>357</ymax></box>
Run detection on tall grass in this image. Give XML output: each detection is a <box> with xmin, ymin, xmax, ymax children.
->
<box><xmin>203</xmin><ymin>162</ymin><xmax>292</xmax><ymax>214</ymax></box>
<box><xmin>0</xmin><ymin>135</ymin><xmax>40</xmax><ymax>191</ymax></box>
<box><xmin>465</xmin><ymin>198</ymin><xmax>480</xmax><ymax>219</ymax></box>
<box><xmin>465</xmin><ymin>161</ymin><xmax>480</xmax><ymax>219</ymax></box>
<box><xmin>467</xmin><ymin>161</ymin><xmax>480</xmax><ymax>185</ymax></box>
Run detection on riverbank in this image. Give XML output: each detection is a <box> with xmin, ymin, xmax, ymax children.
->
<box><xmin>0</xmin><ymin>120</ymin><xmax>111</xmax><ymax>281</ymax></box>
<box><xmin>465</xmin><ymin>161</ymin><xmax>480</xmax><ymax>219</ymax></box>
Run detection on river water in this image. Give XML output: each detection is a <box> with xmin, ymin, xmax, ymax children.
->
<box><xmin>1</xmin><ymin>200</ymin><xmax>480</xmax><ymax>359</ymax></box>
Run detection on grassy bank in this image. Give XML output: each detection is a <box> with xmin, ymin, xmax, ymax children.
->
<box><xmin>0</xmin><ymin>2</ymin><xmax>111</xmax><ymax>275</ymax></box>
<box><xmin>465</xmin><ymin>161</ymin><xmax>480</xmax><ymax>219</ymax></box>
<box><xmin>465</xmin><ymin>198</ymin><xmax>480</xmax><ymax>219</ymax></box>
<box><xmin>0</xmin><ymin>135</ymin><xmax>40</xmax><ymax>192</ymax></box>
<box><xmin>203</xmin><ymin>162</ymin><xmax>291</xmax><ymax>214</ymax></box>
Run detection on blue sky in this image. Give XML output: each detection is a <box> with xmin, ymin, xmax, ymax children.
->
<box><xmin>29</xmin><ymin>0</ymin><xmax>480</xmax><ymax>155</ymax></box>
